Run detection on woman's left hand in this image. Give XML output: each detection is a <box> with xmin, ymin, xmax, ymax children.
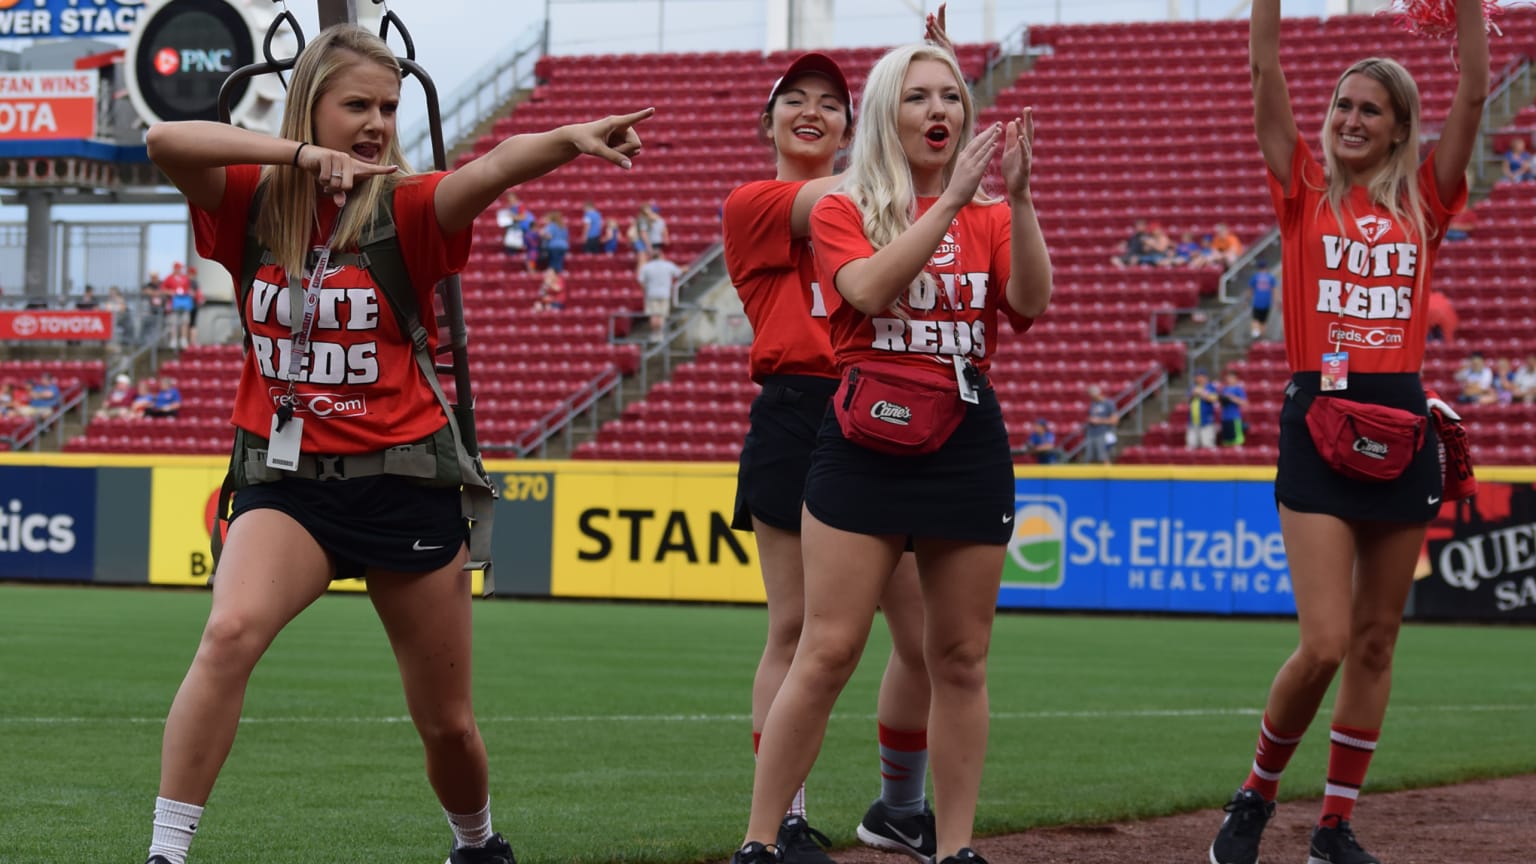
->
<box><xmin>566</xmin><ymin>107</ymin><xmax>656</xmax><ymax>170</ymax></box>
<box><xmin>1001</xmin><ymin>108</ymin><xmax>1035</xmax><ymax>202</ymax></box>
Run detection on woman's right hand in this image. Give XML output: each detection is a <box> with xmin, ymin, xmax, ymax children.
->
<box><xmin>941</xmin><ymin>121</ymin><xmax>1001</xmax><ymax>211</ymax></box>
<box><xmin>296</xmin><ymin>144</ymin><xmax>398</xmax><ymax>207</ymax></box>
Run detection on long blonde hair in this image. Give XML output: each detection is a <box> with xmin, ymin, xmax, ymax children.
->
<box><xmin>838</xmin><ymin>44</ymin><xmax>992</xmax><ymax>279</ymax></box>
<box><xmin>256</xmin><ymin>25</ymin><xmax>412</xmax><ymax>277</ymax></box>
<box><xmin>1316</xmin><ymin>57</ymin><xmax>1429</xmax><ymax>246</ymax></box>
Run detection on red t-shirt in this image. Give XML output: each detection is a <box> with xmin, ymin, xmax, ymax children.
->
<box><xmin>192</xmin><ymin>164</ymin><xmax>470</xmax><ymax>454</ymax></box>
<box><xmin>722</xmin><ymin>180</ymin><xmax>838</xmax><ymax>382</ymax></box>
<box><xmin>1270</xmin><ymin>134</ymin><xmax>1465</xmax><ymax>374</ymax></box>
<box><xmin>810</xmin><ymin>193</ymin><xmax>1032</xmax><ymax>385</ymax></box>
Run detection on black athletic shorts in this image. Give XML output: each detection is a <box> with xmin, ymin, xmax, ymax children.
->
<box><xmin>1252</xmin><ymin>306</ymin><xmax>1272</xmax><ymax>324</ymax></box>
<box><xmin>1275</xmin><ymin>372</ymin><xmax>1442</xmax><ymax>524</ymax></box>
<box><xmin>732</xmin><ymin>374</ymin><xmax>839</xmax><ymax>532</ymax></box>
<box><xmin>803</xmin><ymin>387</ymin><xmax>1014</xmax><ymax>545</ymax></box>
<box><xmin>231</xmin><ymin>474</ymin><xmax>467</xmax><ymax>580</ymax></box>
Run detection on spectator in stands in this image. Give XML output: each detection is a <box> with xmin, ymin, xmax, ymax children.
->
<box><xmin>1208</xmin><ymin>222</ymin><xmax>1244</xmax><ymax>267</ymax></box>
<box><xmin>1456</xmin><ymin>351</ymin><xmax>1496</xmax><ymax>404</ymax></box>
<box><xmin>75</xmin><ymin>285</ymin><xmax>99</xmax><ymax>309</ymax></box>
<box><xmin>1425</xmin><ymin>287</ymin><xmax>1458</xmax><ymax>342</ymax></box>
<box><xmin>628</xmin><ymin>206</ymin><xmax>654</xmax><ymax>265</ymax></box>
<box><xmin>163</xmin><ymin>262</ymin><xmax>194</xmax><ymax>350</ymax></box>
<box><xmin>144</xmin><ymin>375</ymin><xmax>183</xmax><ymax>418</ymax></box>
<box><xmin>5</xmin><ymin>383</ymin><xmax>29</xmax><ymax>416</ymax></box>
<box><xmin>735</xmin><ymin>37</ymin><xmax>1052</xmax><ymax>864</ymax></box>
<box><xmin>541</xmin><ymin>210</ymin><xmax>570</xmax><ymax>273</ymax></box>
<box><xmin>1248</xmin><ymin>262</ymin><xmax>1277</xmax><ymax>341</ymax></box>
<box><xmin>637</xmin><ymin>248</ymin><xmax>681</xmax><ymax>341</ymax></box>
<box><xmin>141</xmin><ymin>270</ymin><xmax>165</xmax><ymax>344</ymax></box>
<box><xmin>1027</xmin><ymin>417</ymin><xmax>1060</xmax><ymax>463</ymax></box>
<box><xmin>1209</xmin><ymin>5</ymin><xmax>1488</xmax><ymax>864</ymax></box>
<box><xmin>580</xmin><ymin>198</ymin><xmax>604</xmax><ymax>253</ymax></box>
<box><xmin>642</xmin><ymin>202</ymin><xmax>668</xmax><ymax>255</ymax></box>
<box><xmin>1219</xmin><ymin>369</ymin><xmax>1248</xmax><ymax>446</ymax></box>
<box><xmin>1111</xmin><ymin>218</ymin><xmax>1155</xmax><ymax>267</ymax></box>
<box><xmin>1081</xmin><ymin>384</ymin><xmax>1118</xmax><ymax>464</ymax></box>
<box><xmin>1491</xmin><ymin>356</ymin><xmax>1518</xmax><ymax>404</ymax></box>
<box><xmin>96</xmin><ymin>373</ymin><xmax>136</xmax><ymax>420</ymax></box>
<box><xmin>1501</xmin><ymin>135</ymin><xmax>1534</xmax><ymax>183</ymax></box>
<box><xmin>1173</xmin><ymin>231</ymin><xmax>1211</xmax><ymax>267</ymax></box>
<box><xmin>533</xmin><ymin>266</ymin><xmax>565</xmax><ymax>312</ymax></box>
<box><xmin>104</xmin><ymin>286</ymin><xmax>135</xmax><ymax>346</ymax></box>
<box><xmin>722</xmin><ymin>47</ymin><xmax>932</xmax><ymax>864</ymax></box>
<box><xmin>1185</xmin><ymin>369</ymin><xmax>1219</xmax><ymax>449</ymax></box>
<box><xmin>1143</xmin><ymin>220</ymin><xmax>1175</xmax><ymax>266</ymax></box>
<box><xmin>0</xmin><ymin>388</ymin><xmax>13</xmax><ymax>418</ymax></box>
<box><xmin>1515</xmin><ymin>354</ymin><xmax>1536</xmax><ymax>405</ymax></box>
<box><xmin>23</xmin><ymin>372</ymin><xmax>61</xmax><ymax>418</ymax></box>
<box><xmin>142</xmin><ymin>22</ymin><xmax>650</xmax><ymax>864</ymax></box>
<box><xmin>495</xmin><ymin>192</ymin><xmax>530</xmax><ymax>256</ymax></box>
<box><xmin>599</xmin><ymin>219</ymin><xmax>622</xmax><ymax>254</ymax></box>
<box><xmin>130</xmin><ymin>377</ymin><xmax>157</xmax><ymax>417</ymax></box>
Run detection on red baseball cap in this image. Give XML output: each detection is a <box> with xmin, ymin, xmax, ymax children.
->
<box><xmin>765</xmin><ymin>52</ymin><xmax>851</xmax><ymax>113</ymax></box>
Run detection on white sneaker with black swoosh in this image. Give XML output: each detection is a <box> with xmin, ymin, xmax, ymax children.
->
<box><xmin>856</xmin><ymin>798</ymin><xmax>936</xmax><ymax>861</ymax></box>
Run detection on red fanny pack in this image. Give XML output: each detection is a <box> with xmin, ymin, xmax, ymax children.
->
<box><xmin>1289</xmin><ymin>383</ymin><xmax>1425</xmax><ymax>482</ymax></box>
<box><xmin>833</xmin><ymin>362</ymin><xmax>966</xmax><ymax>456</ymax></box>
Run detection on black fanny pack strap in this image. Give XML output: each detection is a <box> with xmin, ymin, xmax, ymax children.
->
<box><xmin>1285</xmin><ymin>380</ymin><xmax>1315</xmax><ymax>413</ymax></box>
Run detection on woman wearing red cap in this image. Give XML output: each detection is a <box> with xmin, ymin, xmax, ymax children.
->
<box><xmin>721</xmin><ymin>46</ymin><xmax>933</xmax><ymax>864</ymax></box>
<box><xmin>731</xmin><ymin>27</ymin><xmax>1051</xmax><ymax>864</ymax></box>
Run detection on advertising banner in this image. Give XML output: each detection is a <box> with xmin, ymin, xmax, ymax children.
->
<box><xmin>1001</xmin><ymin>476</ymin><xmax>1295</xmax><ymax>615</ymax></box>
<box><xmin>0</xmin><ymin>464</ymin><xmax>95</xmax><ymax>581</ymax></box>
<box><xmin>548</xmin><ymin>462</ymin><xmax>763</xmax><ymax>603</ymax></box>
<box><xmin>0</xmin><ymin>0</ymin><xmax>143</xmax><ymax>39</ymax></box>
<box><xmin>0</xmin><ymin>309</ymin><xmax>112</xmax><ymax>340</ymax></box>
<box><xmin>1416</xmin><ymin>482</ymin><xmax>1536</xmax><ymax>621</ymax></box>
<box><xmin>0</xmin><ymin>70</ymin><xmax>97</xmax><ymax>140</ymax></box>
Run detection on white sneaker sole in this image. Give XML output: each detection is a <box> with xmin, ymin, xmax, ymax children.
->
<box><xmin>856</xmin><ymin>823</ymin><xmax>932</xmax><ymax>862</ymax></box>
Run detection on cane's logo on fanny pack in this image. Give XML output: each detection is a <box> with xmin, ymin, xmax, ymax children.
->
<box><xmin>1352</xmin><ymin>436</ymin><xmax>1390</xmax><ymax>460</ymax></box>
<box><xmin>869</xmin><ymin>399</ymin><xmax>912</xmax><ymax>426</ymax></box>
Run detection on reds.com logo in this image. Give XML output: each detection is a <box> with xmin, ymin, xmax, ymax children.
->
<box><xmin>154</xmin><ymin>47</ymin><xmax>180</xmax><ymax>76</ymax></box>
<box><xmin>268</xmin><ymin>388</ymin><xmax>368</xmax><ymax>419</ymax></box>
<box><xmin>11</xmin><ymin>314</ymin><xmax>36</xmax><ymax>336</ymax></box>
<box><xmin>1327</xmin><ymin>321</ymin><xmax>1405</xmax><ymax>349</ymax></box>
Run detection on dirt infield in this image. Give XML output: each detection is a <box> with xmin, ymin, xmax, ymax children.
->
<box><xmin>719</xmin><ymin>774</ymin><xmax>1535</xmax><ymax>863</ymax></box>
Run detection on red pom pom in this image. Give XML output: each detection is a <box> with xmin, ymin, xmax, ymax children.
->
<box><xmin>1389</xmin><ymin>0</ymin><xmax>1507</xmax><ymax>40</ymax></box>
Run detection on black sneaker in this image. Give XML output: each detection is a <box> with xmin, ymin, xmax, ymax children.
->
<box><xmin>936</xmin><ymin>848</ymin><xmax>988</xmax><ymax>864</ymax></box>
<box><xmin>855</xmin><ymin>798</ymin><xmax>936</xmax><ymax>861</ymax></box>
<box><xmin>777</xmin><ymin>815</ymin><xmax>836</xmax><ymax>864</ymax></box>
<box><xmin>447</xmin><ymin>832</ymin><xmax>516</xmax><ymax>864</ymax></box>
<box><xmin>1209</xmin><ymin>788</ymin><xmax>1274</xmax><ymax>864</ymax></box>
<box><xmin>1308</xmin><ymin>817</ymin><xmax>1381</xmax><ymax>864</ymax></box>
<box><xmin>732</xmin><ymin>841</ymin><xmax>783</xmax><ymax>864</ymax></box>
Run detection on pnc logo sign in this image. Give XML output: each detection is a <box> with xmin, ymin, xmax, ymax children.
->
<box><xmin>1003</xmin><ymin>494</ymin><xmax>1066</xmax><ymax>588</ymax></box>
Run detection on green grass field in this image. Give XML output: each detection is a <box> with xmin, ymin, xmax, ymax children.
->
<box><xmin>1</xmin><ymin>583</ymin><xmax>1533</xmax><ymax>864</ymax></box>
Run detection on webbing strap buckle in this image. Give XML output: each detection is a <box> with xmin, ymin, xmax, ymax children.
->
<box><xmin>315</xmin><ymin>454</ymin><xmax>345</xmax><ymax>481</ymax></box>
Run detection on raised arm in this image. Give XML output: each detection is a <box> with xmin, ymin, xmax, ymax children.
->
<box><xmin>145</xmin><ymin>121</ymin><xmax>395</xmax><ymax>213</ymax></box>
<box><xmin>1001</xmin><ymin>108</ymin><xmax>1052</xmax><ymax>318</ymax></box>
<box><xmin>1250</xmin><ymin>0</ymin><xmax>1298</xmax><ymax>187</ymax></box>
<box><xmin>1432</xmin><ymin>0</ymin><xmax>1490</xmax><ymax>201</ymax></box>
<box><xmin>832</xmin><ymin>123</ymin><xmax>1002</xmax><ymax>314</ymax></box>
<box><xmin>433</xmin><ymin>108</ymin><xmax>653</xmax><ymax>235</ymax></box>
<box><xmin>789</xmin><ymin>174</ymin><xmax>845</xmax><ymax>238</ymax></box>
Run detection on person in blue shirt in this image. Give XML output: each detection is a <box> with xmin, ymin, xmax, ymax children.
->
<box><xmin>145</xmin><ymin>376</ymin><xmax>182</xmax><ymax>419</ymax></box>
<box><xmin>1219</xmin><ymin>370</ymin><xmax>1247</xmax><ymax>446</ymax></box>
<box><xmin>1185</xmin><ymin>369</ymin><xmax>1219</xmax><ymax>449</ymax></box>
<box><xmin>542</xmin><ymin>211</ymin><xmax>570</xmax><ymax>273</ymax></box>
<box><xmin>24</xmin><ymin>372</ymin><xmax>61</xmax><ymax>417</ymax></box>
<box><xmin>1082</xmin><ymin>384</ymin><xmax>1118</xmax><ymax>464</ymax></box>
<box><xmin>1027</xmin><ymin>418</ymin><xmax>1060</xmax><ymax>464</ymax></box>
<box><xmin>1248</xmin><ymin>262</ymin><xmax>1277</xmax><ymax>341</ymax></box>
<box><xmin>581</xmin><ymin>199</ymin><xmax>604</xmax><ymax>253</ymax></box>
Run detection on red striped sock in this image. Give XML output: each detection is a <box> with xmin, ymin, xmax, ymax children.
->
<box><xmin>1320</xmin><ymin>724</ymin><xmax>1380</xmax><ymax>826</ymax></box>
<box><xmin>1242</xmin><ymin>714</ymin><xmax>1305</xmax><ymax>801</ymax></box>
<box><xmin>877</xmin><ymin>723</ymin><xmax>929</xmax><ymax>814</ymax></box>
